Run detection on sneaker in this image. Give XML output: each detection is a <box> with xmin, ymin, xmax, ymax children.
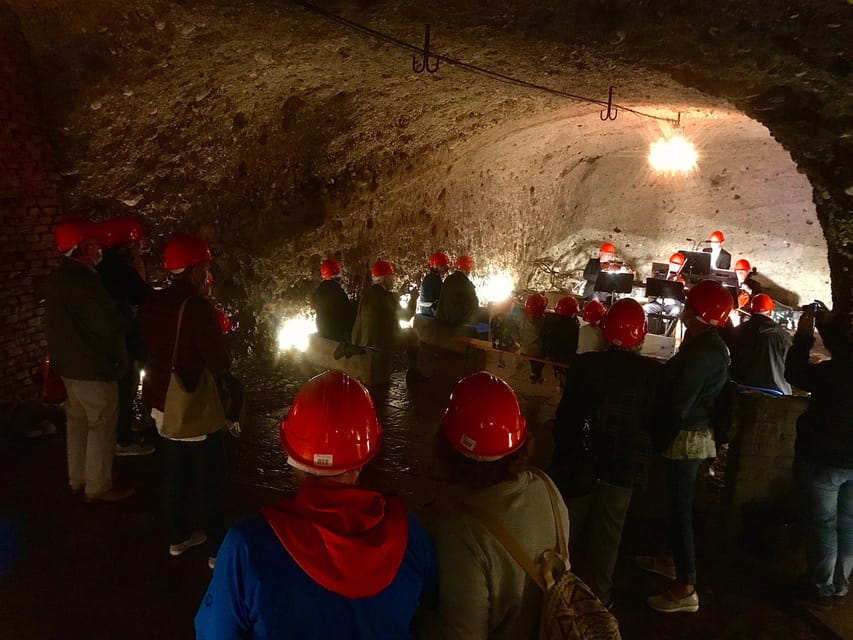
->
<box><xmin>115</xmin><ymin>442</ymin><xmax>155</xmax><ymax>456</ymax></box>
<box><xmin>636</xmin><ymin>555</ymin><xmax>677</xmax><ymax>580</ymax></box>
<box><xmin>169</xmin><ymin>531</ymin><xmax>207</xmax><ymax>557</ymax></box>
<box><xmin>84</xmin><ymin>487</ymin><xmax>135</xmax><ymax>503</ymax></box>
<box><xmin>647</xmin><ymin>589</ymin><xmax>699</xmax><ymax>613</ymax></box>
<box><xmin>208</xmin><ymin>556</ymin><xmax>216</xmax><ymax>570</ymax></box>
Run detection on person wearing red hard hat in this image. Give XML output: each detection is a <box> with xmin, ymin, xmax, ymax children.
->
<box><xmin>733</xmin><ymin>258</ymin><xmax>763</xmax><ymax>309</ymax></box>
<box><xmin>640</xmin><ymin>279</ymin><xmax>732</xmax><ymax>614</ymax></box>
<box><xmin>643</xmin><ymin>253</ymin><xmax>687</xmax><ymax>332</ymax></box>
<box><xmin>44</xmin><ymin>219</ymin><xmax>134</xmax><ymax>502</ymax></box>
<box><xmin>721</xmin><ymin>293</ymin><xmax>792</xmax><ymax>395</ymax></box>
<box><xmin>578</xmin><ymin>299</ymin><xmax>609</xmax><ymax>354</ymax></box>
<box><xmin>140</xmin><ymin>235</ymin><xmax>231</xmax><ymax>567</ymax></box>
<box><xmin>520</xmin><ymin>293</ymin><xmax>549</xmax><ymax>383</ymax></box>
<box><xmin>435</xmin><ymin>254</ymin><xmax>480</xmax><ymax>326</ymax></box>
<box><xmin>541</xmin><ymin>296</ymin><xmax>581</xmax><ymax>383</ymax></box>
<box><xmin>551</xmin><ymin>298</ymin><xmax>663</xmax><ymax>606</ymax></box>
<box><xmin>582</xmin><ymin>241</ymin><xmax>624</xmax><ymax>300</ymax></box>
<box><xmin>702</xmin><ymin>230</ymin><xmax>731</xmax><ymax>270</ymax></box>
<box><xmin>312</xmin><ymin>257</ymin><xmax>356</xmax><ymax>342</ymax></box>
<box><xmin>416</xmin><ymin>251</ymin><xmax>451</xmax><ymax>317</ymax></box>
<box><xmin>351</xmin><ymin>260</ymin><xmax>398</xmax><ymax>354</ymax></box>
<box><xmin>95</xmin><ymin>216</ymin><xmax>155</xmax><ymax>457</ymax></box>
<box><xmin>195</xmin><ymin>370</ymin><xmax>437</xmax><ymax>639</ymax></box>
<box><xmin>418</xmin><ymin>372</ymin><xmax>569</xmax><ymax>639</ymax></box>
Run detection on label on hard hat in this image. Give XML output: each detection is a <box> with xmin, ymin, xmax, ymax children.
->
<box><xmin>460</xmin><ymin>434</ymin><xmax>477</xmax><ymax>451</ymax></box>
<box><xmin>313</xmin><ymin>454</ymin><xmax>334</xmax><ymax>467</ymax></box>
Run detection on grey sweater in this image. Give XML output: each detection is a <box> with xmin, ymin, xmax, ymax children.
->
<box><xmin>419</xmin><ymin>470</ymin><xmax>570</xmax><ymax>640</ymax></box>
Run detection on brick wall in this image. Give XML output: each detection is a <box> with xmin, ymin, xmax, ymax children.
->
<box><xmin>0</xmin><ymin>3</ymin><xmax>63</xmax><ymax>404</ymax></box>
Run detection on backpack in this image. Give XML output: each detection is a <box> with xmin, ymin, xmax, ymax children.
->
<box><xmin>466</xmin><ymin>469</ymin><xmax>621</xmax><ymax>640</ymax></box>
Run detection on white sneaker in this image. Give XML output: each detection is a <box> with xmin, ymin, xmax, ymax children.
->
<box><xmin>208</xmin><ymin>556</ymin><xmax>216</xmax><ymax>570</ymax></box>
<box><xmin>647</xmin><ymin>589</ymin><xmax>699</xmax><ymax>613</ymax></box>
<box><xmin>116</xmin><ymin>442</ymin><xmax>155</xmax><ymax>456</ymax></box>
<box><xmin>169</xmin><ymin>531</ymin><xmax>207</xmax><ymax>556</ymax></box>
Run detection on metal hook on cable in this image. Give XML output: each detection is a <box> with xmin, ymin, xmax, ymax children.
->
<box><xmin>599</xmin><ymin>86</ymin><xmax>618</xmax><ymax>121</ymax></box>
<box><xmin>412</xmin><ymin>24</ymin><xmax>439</xmax><ymax>73</ymax></box>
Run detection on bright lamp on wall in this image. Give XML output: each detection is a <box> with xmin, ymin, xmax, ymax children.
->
<box><xmin>648</xmin><ymin>135</ymin><xmax>698</xmax><ymax>174</ymax></box>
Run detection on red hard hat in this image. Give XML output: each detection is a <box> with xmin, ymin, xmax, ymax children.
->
<box><xmin>429</xmin><ymin>252</ymin><xmax>451</xmax><ymax>268</ymax></box>
<box><xmin>734</xmin><ymin>259</ymin><xmax>751</xmax><ymax>272</ymax></box>
<box><xmin>320</xmin><ymin>258</ymin><xmax>342</xmax><ymax>280</ymax></box>
<box><xmin>54</xmin><ymin>219</ymin><xmax>96</xmax><ymax>253</ymax></box>
<box><xmin>523</xmin><ymin>293</ymin><xmax>548</xmax><ymax>318</ymax></box>
<box><xmin>687</xmin><ymin>279</ymin><xmax>734</xmax><ymax>327</ymax></box>
<box><xmin>601</xmin><ymin>298</ymin><xmax>648</xmax><ymax>348</ymax></box>
<box><xmin>216</xmin><ymin>309</ymin><xmax>234</xmax><ymax>335</ymax></box>
<box><xmin>669</xmin><ymin>253</ymin><xmax>686</xmax><ymax>266</ymax></box>
<box><xmin>582</xmin><ymin>299</ymin><xmax>607</xmax><ymax>326</ymax></box>
<box><xmin>441</xmin><ymin>372</ymin><xmax>527</xmax><ymax>461</ymax></box>
<box><xmin>555</xmin><ymin>296</ymin><xmax>579</xmax><ymax>317</ymax></box>
<box><xmin>162</xmin><ymin>235</ymin><xmax>213</xmax><ymax>272</ymax></box>
<box><xmin>370</xmin><ymin>260</ymin><xmax>394</xmax><ymax>278</ymax></box>
<box><xmin>455</xmin><ymin>255</ymin><xmax>475</xmax><ymax>272</ymax></box>
<box><xmin>280</xmin><ymin>370</ymin><xmax>382</xmax><ymax>474</ymax></box>
<box><xmin>750</xmin><ymin>293</ymin><xmax>774</xmax><ymax>314</ymax></box>
<box><xmin>599</xmin><ymin>242</ymin><xmax>616</xmax><ymax>254</ymax></box>
<box><xmin>98</xmin><ymin>216</ymin><xmax>143</xmax><ymax>248</ymax></box>
<box><xmin>708</xmin><ymin>230</ymin><xmax>725</xmax><ymax>243</ymax></box>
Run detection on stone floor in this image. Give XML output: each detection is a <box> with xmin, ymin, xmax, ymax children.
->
<box><xmin>0</xmin><ymin>356</ymin><xmax>848</xmax><ymax>639</ymax></box>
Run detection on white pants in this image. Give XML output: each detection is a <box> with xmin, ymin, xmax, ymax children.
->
<box><xmin>62</xmin><ymin>378</ymin><xmax>119</xmax><ymax>496</ymax></box>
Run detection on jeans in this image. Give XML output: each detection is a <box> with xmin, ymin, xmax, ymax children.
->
<box><xmin>162</xmin><ymin>430</ymin><xmax>226</xmax><ymax>558</ymax></box>
<box><xmin>665</xmin><ymin>458</ymin><xmax>702</xmax><ymax>585</ymax></box>
<box><xmin>795</xmin><ymin>458</ymin><xmax>853</xmax><ymax>597</ymax></box>
<box><xmin>62</xmin><ymin>378</ymin><xmax>119</xmax><ymax>495</ymax></box>
<box><xmin>568</xmin><ymin>481</ymin><xmax>634</xmax><ymax>604</ymax></box>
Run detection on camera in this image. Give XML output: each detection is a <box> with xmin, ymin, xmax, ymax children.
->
<box><xmin>801</xmin><ymin>301</ymin><xmax>818</xmax><ymax>313</ymax></box>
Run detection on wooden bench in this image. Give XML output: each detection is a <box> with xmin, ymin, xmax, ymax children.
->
<box><xmin>304</xmin><ymin>333</ymin><xmax>392</xmax><ymax>386</ymax></box>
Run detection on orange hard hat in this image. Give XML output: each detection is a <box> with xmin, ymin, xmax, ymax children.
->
<box><xmin>454</xmin><ymin>255</ymin><xmax>475</xmax><ymax>272</ymax></box>
<box><xmin>555</xmin><ymin>296</ymin><xmax>579</xmax><ymax>317</ymax></box>
<box><xmin>750</xmin><ymin>293</ymin><xmax>774</xmax><ymax>314</ymax></box>
<box><xmin>320</xmin><ymin>258</ymin><xmax>342</xmax><ymax>280</ymax></box>
<box><xmin>98</xmin><ymin>216</ymin><xmax>143</xmax><ymax>249</ymax></box>
<box><xmin>601</xmin><ymin>298</ymin><xmax>647</xmax><ymax>348</ymax></box>
<box><xmin>370</xmin><ymin>260</ymin><xmax>394</xmax><ymax>278</ymax></box>
<box><xmin>669</xmin><ymin>253</ymin><xmax>686</xmax><ymax>266</ymax></box>
<box><xmin>441</xmin><ymin>372</ymin><xmax>527</xmax><ymax>461</ymax></box>
<box><xmin>599</xmin><ymin>242</ymin><xmax>616</xmax><ymax>254</ymax></box>
<box><xmin>734</xmin><ymin>259</ymin><xmax>751</xmax><ymax>272</ymax></box>
<box><xmin>582</xmin><ymin>299</ymin><xmax>607</xmax><ymax>326</ymax></box>
<box><xmin>687</xmin><ymin>279</ymin><xmax>734</xmax><ymax>327</ymax></box>
<box><xmin>280</xmin><ymin>370</ymin><xmax>382</xmax><ymax>474</ymax></box>
<box><xmin>54</xmin><ymin>219</ymin><xmax>96</xmax><ymax>253</ymax></box>
<box><xmin>163</xmin><ymin>236</ymin><xmax>213</xmax><ymax>272</ymax></box>
<box><xmin>523</xmin><ymin>293</ymin><xmax>548</xmax><ymax>318</ymax></box>
<box><xmin>429</xmin><ymin>252</ymin><xmax>451</xmax><ymax>268</ymax></box>
<box><xmin>708</xmin><ymin>230</ymin><xmax>725</xmax><ymax>243</ymax></box>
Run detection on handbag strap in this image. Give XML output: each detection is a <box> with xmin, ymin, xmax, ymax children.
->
<box><xmin>170</xmin><ymin>299</ymin><xmax>190</xmax><ymax>372</ymax></box>
<box><xmin>464</xmin><ymin>500</ymin><xmax>547</xmax><ymax>592</ymax></box>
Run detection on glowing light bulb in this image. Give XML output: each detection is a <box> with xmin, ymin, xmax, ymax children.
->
<box><xmin>276</xmin><ymin>313</ymin><xmax>317</xmax><ymax>353</ymax></box>
<box><xmin>648</xmin><ymin>135</ymin><xmax>698</xmax><ymax>174</ymax></box>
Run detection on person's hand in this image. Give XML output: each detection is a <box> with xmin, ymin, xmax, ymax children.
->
<box><xmin>797</xmin><ymin>307</ymin><xmax>815</xmax><ymax>336</ymax></box>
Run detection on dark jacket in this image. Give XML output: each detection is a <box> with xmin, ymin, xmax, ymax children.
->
<box><xmin>312</xmin><ymin>279</ymin><xmax>356</xmax><ymax>342</ymax></box>
<box><xmin>724</xmin><ymin>315</ymin><xmax>792</xmax><ymax>394</ymax></box>
<box><xmin>542</xmin><ymin>313</ymin><xmax>579</xmax><ymax>365</ymax></box>
<box><xmin>742</xmin><ymin>275</ymin><xmax>762</xmax><ymax>296</ymax></box>
<box><xmin>702</xmin><ymin>247</ymin><xmax>732</xmax><ymax>270</ymax></box>
<box><xmin>785</xmin><ymin>333</ymin><xmax>853</xmax><ymax>470</ymax></box>
<box><xmin>351</xmin><ymin>283</ymin><xmax>398</xmax><ymax>351</ymax></box>
<box><xmin>419</xmin><ymin>270</ymin><xmax>443</xmax><ymax>306</ymax></box>
<box><xmin>435</xmin><ymin>271</ymin><xmax>478</xmax><ymax>326</ymax></box>
<box><xmin>140</xmin><ymin>280</ymin><xmax>230</xmax><ymax>412</ymax></box>
<box><xmin>97</xmin><ymin>248</ymin><xmax>152</xmax><ymax>361</ymax></box>
<box><xmin>582</xmin><ymin>258</ymin><xmax>601</xmax><ymax>299</ymax></box>
<box><xmin>44</xmin><ymin>257</ymin><xmax>128</xmax><ymax>381</ymax></box>
<box><xmin>654</xmin><ymin>328</ymin><xmax>730</xmax><ymax>451</ymax></box>
<box><xmin>552</xmin><ymin>348</ymin><xmax>663</xmax><ymax>496</ymax></box>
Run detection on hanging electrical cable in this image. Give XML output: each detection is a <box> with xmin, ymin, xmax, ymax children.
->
<box><xmin>290</xmin><ymin>0</ymin><xmax>681</xmax><ymax>126</ymax></box>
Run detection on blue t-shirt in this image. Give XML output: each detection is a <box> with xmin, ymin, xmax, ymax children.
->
<box><xmin>195</xmin><ymin>513</ymin><xmax>437</xmax><ymax>640</ymax></box>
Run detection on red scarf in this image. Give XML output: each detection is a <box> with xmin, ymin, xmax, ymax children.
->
<box><xmin>262</xmin><ymin>483</ymin><xmax>408</xmax><ymax>599</ymax></box>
